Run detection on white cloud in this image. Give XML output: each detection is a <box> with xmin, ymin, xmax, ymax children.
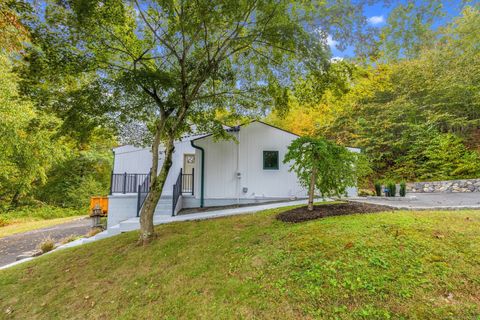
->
<box><xmin>326</xmin><ymin>35</ymin><xmax>338</xmax><ymax>47</ymax></box>
<box><xmin>367</xmin><ymin>15</ymin><xmax>385</xmax><ymax>25</ymax></box>
<box><xmin>313</xmin><ymin>28</ymin><xmax>338</xmax><ymax>48</ymax></box>
<box><xmin>330</xmin><ymin>57</ymin><xmax>344</xmax><ymax>63</ymax></box>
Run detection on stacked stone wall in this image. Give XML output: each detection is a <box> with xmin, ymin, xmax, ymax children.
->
<box><xmin>407</xmin><ymin>179</ymin><xmax>480</xmax><ymax>193</ymax></box>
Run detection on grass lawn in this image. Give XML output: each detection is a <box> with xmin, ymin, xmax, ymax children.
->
<box><xmin>1</xmin><ymin>207</ymin><xmax>480</xmax><ymax>319</ymax></box>
<box><xmin>0</xmin><ymin>205</ymin><xmax>86</xmax><ymax>238</ymax></box>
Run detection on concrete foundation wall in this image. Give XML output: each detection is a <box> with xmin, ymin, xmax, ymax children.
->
<box><xmin>108</xmin><ymin>195</ymin><xmax>173</xmax><ymax>227</ymax></box>
<box><xmin>107</xmin><ymin>194</ymin><xmax>138</xmax><ymax>227</ymax></box>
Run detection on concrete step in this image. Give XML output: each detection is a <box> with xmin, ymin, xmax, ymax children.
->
<box><xmin>154</xmin><ymin>208</ymin><xmax>172</xmax><ymax>216</ymax></box>
<box><xmin>154</xmin><ymin>203</ymin><xmax>172</xmax><ymax>211</ymax></box>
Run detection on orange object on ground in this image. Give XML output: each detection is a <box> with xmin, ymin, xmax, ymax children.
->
<box><xmin>90</xmin><ymin>196</ymin><xmax>109</xmax><ymax>216</ymax></box>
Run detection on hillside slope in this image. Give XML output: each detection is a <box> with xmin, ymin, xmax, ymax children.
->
<box><xmin>1</xmin><ymin>207</ymin><xmax>480</xmax><ymax>319</ymax></box>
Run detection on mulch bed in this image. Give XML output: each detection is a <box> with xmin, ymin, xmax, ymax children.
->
<box><xmin>276</xmin><ymin>201</ymin><xmax>396</xmax><ymax>223</ymax></box>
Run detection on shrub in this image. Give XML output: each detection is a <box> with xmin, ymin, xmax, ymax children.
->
<box><xmin>400</xmin><ymin>181</ymin><xmax>406</xmax><ymax>197</ymax></box>
<box><xmin>387</xmin><ymin>181</ymin><xmax>397</xmax><ymax>197</ymax></box>
<box><xmin>39</xmin><ymin>237</ymin><xmax>55</xmax><ymax>253</ymax></box>
<box><xmin>0</xmin><ymin>216</ymin><xmax>9</xmax><ymax>227</ymax></box>
<box><xmin>358</xmin><ymin>189</ymin><xmax>375</xmax><ymax>197</ymax></box>
<box><xmin>374</xmin><ymin>182</ymin><xmax>382</xmax><ymax>196</ymax></box>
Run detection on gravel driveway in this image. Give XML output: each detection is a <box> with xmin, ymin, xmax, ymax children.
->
<box><xmin>0</xmin><ymin>218</ymin><xmax>91</xmax><ymax>268</ymax></box>
<box><xmin>352</xmin><ymin>193</ymin><xmax>480</xmax><ymax>209</ymax></box>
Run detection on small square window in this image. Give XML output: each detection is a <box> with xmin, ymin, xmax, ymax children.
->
<box><xmin>263</xmin><ymin>151</ymin><xmax>279</xmax><ymax>170</ymax></box>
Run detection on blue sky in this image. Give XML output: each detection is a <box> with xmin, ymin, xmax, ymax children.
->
<box><xmin>330</xmin><ymin>0</ymin><xmax>469</xmax><ymax>58</ymax></box>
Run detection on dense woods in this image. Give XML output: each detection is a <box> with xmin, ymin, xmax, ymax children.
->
<box><xmin>0</xmin><ymin>2</ymin><xmax>114</xmax><ymax>210</ymax></box>
<box><xmin>268</xmin><ymin>6</ymin><xmax>480</xmax><ymax>183</ymax></box>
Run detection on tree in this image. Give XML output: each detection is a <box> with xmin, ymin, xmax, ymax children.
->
<box><xmin>33</xmin><ymin>0</ymin><xmax>376</xmax><ymax>244</ymax></box>
<box><xmin>0</xmin><ymin>53</ymin><xmax>62</xmax><ymax>207</ymax></box>
<box><xmin>0</xmin><ymin>0</ymin><xmax>29</xmax><ymax>52</ymax></box>
<box><xmin>272</xmin><ymin>6</ymin><xmax>480</xmax><ymax>183</ymax></box>
<box><xmin>0</xmin><ymin>1</ymin><xmax>117</xmax><ymax>210</ymax></box>
<box><xmin>266</xmin><ymin>60</ymin><xmax>356</xmax><ymax>136</ymax></box>
<box><xmin>284</xmin><ymin>137</ymin><xmax>366</xmax><ymax>211</ymax></box>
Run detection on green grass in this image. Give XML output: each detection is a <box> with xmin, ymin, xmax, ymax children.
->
<box><xmin>0</xmin><ymin>205</ymin><xmax>86</xmax><ymax>238</ymax></box>
<box><xmin>1</xmin><ymin>207</ymin><xmax>480</xmax><ymax>319</ymax></box>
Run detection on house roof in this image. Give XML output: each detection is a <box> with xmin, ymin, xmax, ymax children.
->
<box><xmin>191</xmin><ymin>120</ymin><xmax>299</xmax><ymax>142</ymax></box>
<box><xmin>112</xmin><ymin>132</ymin><xmax>210</xmax><ymax>152</ymax></box>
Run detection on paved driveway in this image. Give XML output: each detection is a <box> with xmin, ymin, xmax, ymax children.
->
<box><xmin>0</xmin><ymin>218</ymin><xmax>91</xmax><ymax>268</ymax></box>
<box><xmin>352</xmin><ymin>193</ymin><xmax>480</xmax><ymax>209</ymax></box>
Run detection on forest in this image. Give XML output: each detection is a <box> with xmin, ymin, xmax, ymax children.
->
<box><xmin>1</xmin><ymin>1</ymin><xmax>479</xmax><ymax>214</ymax></box>
<box><xmin>268</xmin><ymin>5</ymin><xmax>480</xmax><ymax>183</ymax></box>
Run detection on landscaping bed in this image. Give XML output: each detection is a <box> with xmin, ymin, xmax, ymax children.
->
<box><xmin>276</xmin><ymin>201</ymin><xmax>395</xmax><ymax>223</ymax></box>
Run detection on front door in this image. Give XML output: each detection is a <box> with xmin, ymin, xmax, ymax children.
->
<box><xmin>183</xmin><ymin>154</ymin><xmax>195</xmax><ymax>174</ymax></box>
<box><xmin>182</xmin><ymin>154</ymin><xmax>195</xmax><ymax>194</ymax></box>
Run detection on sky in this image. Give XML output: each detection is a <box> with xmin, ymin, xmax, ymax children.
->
<box><xmin>330</xmin><ymin>0</ymin><xmax>469</xmax><ymax>59</ymax></box>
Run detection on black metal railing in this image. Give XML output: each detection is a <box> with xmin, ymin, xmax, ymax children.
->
<box><xmin>110</xmin><ymin>173</ymin><xmax>150</xmax><ymax>194</ymax></box>
<box><xmin>172</xmin><ymin>169</ymin><xmax>183</xmax><ymax>216</ymax></box>
<box><xmin>136</xmin><ymin>174</ymin><xmax>151</xmax><ymax>217</ymax></box>
<box><xmin>182</xmin><ymin>168</ymin><xmax>194</xmax><ymax>194</ymax></box>
<box><xmin>109</xmin><ymin>169</ymin><xmax>193</xmax><ymax>217</ymax></box>
<box><xmin>172</xmin><ymin>169</ymin><xmax>195</xmax><ymax>216</ymax></box>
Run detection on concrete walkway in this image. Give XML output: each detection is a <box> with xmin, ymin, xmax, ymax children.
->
<box><xmin>0</xmin><ymin>199</ymin><xmax>309</xmax><ymax>270</ymax></box>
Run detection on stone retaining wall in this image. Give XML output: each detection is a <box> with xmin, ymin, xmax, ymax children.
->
<box><xmin>407</xmin><ymin>179</ymin><xmax>480</xmax><ymax>193</ymax></box>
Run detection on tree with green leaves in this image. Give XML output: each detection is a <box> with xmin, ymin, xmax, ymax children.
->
<box><xmin>0</xmin><ymin>53</ymin><xmax>62</xmax><ymax>207</ymax></box>
<box><xmin>271</xmin><ymin>5</ymin><xmax>480</xmax><ymax>184</ymax></box>
<box><xmin>284</xmin><ymin>137</ymin><xmax>366</xmax><ymax>211</ymax></box>
<box><xmin>0</xmin><ymin>0</ymin><xmax>29</xmax><ymax>53</ymax></box>
<box><xmin>31</xmin><ymin>0</ymin><xmax>377</xmax><ymax>243</ymax></box>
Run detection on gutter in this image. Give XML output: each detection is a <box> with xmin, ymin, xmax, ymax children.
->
<box><xmin>190</xmin><ymin>140</ymin><xmax>205</xmax><ymax>207</ymax></box>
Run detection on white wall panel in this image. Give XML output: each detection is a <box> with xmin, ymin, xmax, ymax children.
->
<box><xmin>113</xmin><ymin>137</ymin><xmax>199</xmax><ymax>196</ymax></box>
<box><xmin>194</xmin><ymin>122</ymin><xmax>308</xmax><ymax>200</ymax></box>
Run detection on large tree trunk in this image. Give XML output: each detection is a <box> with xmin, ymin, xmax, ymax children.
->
<box><xmin>138</xmin><ymin>136</ymin><xmax>174</xmax><ymax>245</ymax></box>
<box><xmin>307</xmin><ymin>167</ymin><xmax>316</xmax><ymax>211</ymax></box>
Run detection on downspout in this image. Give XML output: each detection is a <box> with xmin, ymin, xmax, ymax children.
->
<box><xmin>190</xmin><ymin>140</ymin><xmax>205</xmax><ymax>208</ymax></box>
<box><xmin>109</xmin><ymin>149</ymin><xmax>116</xmax><ymax>195</ymax></box>
<box><xmin>236</xmin><ymin>131</ymin><xmax>240</xmax><ymax>206</ymax></box>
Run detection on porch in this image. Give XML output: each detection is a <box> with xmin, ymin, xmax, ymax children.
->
<box><xmin>109</xmin><ymin>169</ymin><xmax>195</xmax><ymax>217</ymax></box>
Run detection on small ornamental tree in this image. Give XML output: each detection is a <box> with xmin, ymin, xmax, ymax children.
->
<box><xmin>284</xmin><ymin>137</ymin><xmax>365</xmax><ymax>211</ymax></box>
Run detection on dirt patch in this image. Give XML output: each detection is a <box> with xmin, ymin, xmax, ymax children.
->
<box><xmin>276</xmin><ymin>201</ymin><xmax>395</xmax><ymax>223</ymax></box>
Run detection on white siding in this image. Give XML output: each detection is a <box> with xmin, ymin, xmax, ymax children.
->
<box><xmin>193</xmin><ymin>121</ymin><xmax>307</xmax><ymax>200</ymax></box>
<box><xmin>161</xmin><ymin>139</ymin><xmax>197</xmax><ymax>196</ymax></box>
<box><xmin>112</xmin><ymin>137</ymin><xmax>199</xmax><ymax>196</ymax></box>
<box><xmin>113</xmin><ymin>145</ymin><xmax>151</xmax><ymax>174</ymax></box>
<box><xmin>108</xmin><ymin>122</ymin><xmax>360</xmax><ymax>225</ymax></box>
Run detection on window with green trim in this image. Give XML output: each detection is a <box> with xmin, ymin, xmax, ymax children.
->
<box><xmin>263</xmin><ymin>151</ymin><xmax>279</xmax><ymax>170</ymax></box>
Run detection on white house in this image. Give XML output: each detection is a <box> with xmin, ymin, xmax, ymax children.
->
<box><xmin>107</xmin><ymin>121</ymin><xmax>359</xmax><ymax>227</ymax></box>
